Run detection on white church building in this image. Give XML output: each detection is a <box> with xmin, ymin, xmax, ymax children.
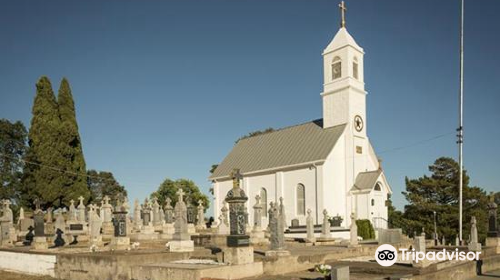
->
<box><xmin>210</xmin><ymin>14</ymin><xmax>392</xmax><ymax>230</ymax></box>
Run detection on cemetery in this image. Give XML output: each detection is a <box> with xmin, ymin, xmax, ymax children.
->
<box><xmin>1</xmin><ymin>0</ymin><xmax>500</xmax><ymax>279</ymax></box>
<box><xmin>0</xmin><ymin>169</ymin><xmax>499</xmax><ymax>280</ymax></box>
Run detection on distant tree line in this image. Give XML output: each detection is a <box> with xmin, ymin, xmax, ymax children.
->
<box><xmin>0</xmin><ymin>76</ymin><xmax>126</xmax><ymax>210</ymax></box>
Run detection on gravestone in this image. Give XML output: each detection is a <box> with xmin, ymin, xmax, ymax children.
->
<box><xmin>306</xmin><ymin>209</ymin><xmax>316</xmax><ymax>243</ymax></box>
<box><xmin>18</xmin><ymin>207</ymin><xmax>33</xmax><ymax>232</ymax></box>
<box><xmin>186</xmin><ymin>198</ymin><xmax>195</xmax><ymax>224</ymax></box>
<box><xmin>161</xmin><ymin>198</ymin><xmax>174</xmax><ymax>239</ymax></box>
<box><xmin>468</xmin><ymin>216</ymin><xmax>481</xmax><ymax>252</ymax></box>
<box><xmin>136</xmin><ymin>199</ymin><xmax>156</xmax><ymax>239</ymax></box>
<box><xmin>186</xmin><ymin>198</ymin><xmax>196</xmax><ymax>234</ymax></box>
<box><xmin>486</xmin><ymin>193</ymin><xmax>500</xmax><ymax>253</ymax></box>
<box><xmin>0</xmin><ymin>200</ymin><xmax>15</xmax><ymax>247</ymax></box>
<box><xmin>19</xmin><ymin>207</ymin><xmax>25</xmax><ymax>220</ymax></box>
<box><xmin>77</xmin><ymin>196</ymin><xmax>86</xmax><ymax>223</ymax></box>
<box><xmin>265</xmin><ymin>200</ymin><xmax>290</xmax><ymax>257</ymax></box>
<box><xmin>54</xmin><ymin>210</ymin><xmax>66</xmax><ymax>232</ymax></box>
<box><xmin>279</xmin><ymin>197</ymin><xmax>287</xmax><ymax>229</ymax></box>
<box><xmin>89</xmin><ymin>208</ymin><xmax>103</xmax><ymax>246</ymax></box>
<box><xmin>68</xmin><ymin>200</ymin><xmax>77</xmax><ymax>222</ymax></box>
<box><xmin>320</xmin><ymin>209</ymin><xmax>332</xmax><ymax>239</ymax></box>
<box><xmin>133</xmin><ymin>199</ymin><xmax>142</xmax><ymax>231</ymax></box>
<box><xmin>291</xmin><ymin>219</ymin><xmax>300</xmax><ymax>228</ymax></box>
<box><xmin>152</xmin><ymin>197</ymin><xmax>162</xmax><ymax>229</ymax></box>
<box><xmin>226</xmin><ymin>169</ymin><xmax>249</xmax><ymax>248</ymax></box>
<box><xmin>487</xmin><ymin>193</ymin><xmax>498</xmax><ymax>237</ymax></box>
<box><xmin>110</xmin><ymin>206</ymin><xmax>130</xmax><ymax>250</ymax></box>
<box><xmin>168</xmin><ymin>189</ymin><xmax>194</xmax><ymax>252</ymax></box>
<box><xmin>34</xmin><ymin>209</ymin><xmax>45</xmax><ymax>237</ymax></box>
<box><xmin>349</xmin><ymin>212</ymin><xmax>358</xmax><ymax>247</ymax></box>
<box><xmin>223</xmin><ymin>169</ymin><xmax>256</xmax><ymax>264</ymax></box>
<box><xmin>164</xmin><ymin>198</ymin><xmax>174</xmax><ymax>223</ymax></box>
<box><xmin>217</xmin><ymin>202</ymin><xmax>230</xmax><ymax>235</ymax></box>
<box><xmin>45</xmin><ymin>207</ymin><xmax>54</xmax><ymax>235</ymax></box>
<box><xmin>159</xmin><ymin>208</ymin><xmax>165</xmax><ymax>224</ymax></box>
<box><xmin>101</xmin><ymin>196</ymin><xmax>114</xmax><ymax>236</ymax></box>
<box><xmin>412</xmin><ymin>231</ymin><xmax>430</xmax><ymax>267</ymax></box>
<box><xmin>250</xmin><ymin>194</ymin><xmax>268</xmax><ymax>245</ymax></box>
<box><xmin>32</xmin><ymin>200</ymin><xmax>48</xmax><ymax>250</ymax></box>
<box><xmin>195</xmin><ymin>200</ymin><xmax>206</xmax><ymax>230</ymax></box>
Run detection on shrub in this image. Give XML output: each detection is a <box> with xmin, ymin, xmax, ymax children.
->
<box><xmin>356</xmin><ymin>219</ymin><xmax>375</xmax><ymax>240</ymax></box>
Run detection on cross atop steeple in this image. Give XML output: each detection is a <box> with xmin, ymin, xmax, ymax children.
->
<box><xmin>339</xmin><ymin>1</ymin><xmax>347</xmax><ymax>28</ymax></box>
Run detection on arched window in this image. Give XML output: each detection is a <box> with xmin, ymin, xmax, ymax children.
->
<box><xmin>374</xmin><ymin>183</ymin><xmax>382</xmax><ymax>191</ymax></box>
<box><xmin>371</xmin><ymin>199</ymin><xmax>375</xmax><ymax>206</ymax></box>
<box><xmin>260</xmin><ymin>188</ymin><xmax>268</xmax><ymax>216</ymax></box>
<box><xmin>331</xmin><ymin>57</ymin><xmax>342</xmax><ymax>80</ymax></box>
<box><xmin>353</xmin><ymin>57</ymin><xmax>359</xmax><ymax>79</ymax></box>
<box><xmin>296</xmin><ymin>184</ymin><xmax>305</xmax><ymax>215</ymax></box>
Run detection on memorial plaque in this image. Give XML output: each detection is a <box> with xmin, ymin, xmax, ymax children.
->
<box><xmin>69</xmin><ymin>224</ymin><xmax>83</xmax><ymax>231</ymax></box>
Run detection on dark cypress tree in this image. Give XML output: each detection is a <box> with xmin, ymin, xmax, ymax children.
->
<box><xmin>57</xmin><ymin>78</ymin><xmax>90</xmax><ymax>205</ymax></box>
<box><xmin>22</xmin><ymin>77</ymin><xmax>64</xmax><ymax>208</ymax></box>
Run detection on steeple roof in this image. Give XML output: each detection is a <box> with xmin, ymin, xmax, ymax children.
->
<box><xmin>323</xmin><ymin>27</ymin><xmax>363</xmax><ymax>54</ymax></box>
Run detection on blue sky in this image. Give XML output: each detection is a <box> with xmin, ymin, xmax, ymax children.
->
<box><xmin>1</xmin><ymin>0</ymin><xmax>499</xmax><ymax>213</ymax></box>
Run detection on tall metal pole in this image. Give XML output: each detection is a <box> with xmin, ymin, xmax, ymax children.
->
<box><xmin>458</xmin><ymin>0</ymin><xmax>464</xmax><ymax>243</ymax></box>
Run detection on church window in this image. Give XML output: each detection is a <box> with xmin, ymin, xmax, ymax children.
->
<box><xmin>371</xmin><ymin>199</ymin><xmax>375</xmax><ymax>206</ymax></box>
<box><xmin>260</xmin><ymin>188</ymin><xmax>268</xmax><ymax>216</ymax></box>
<box><xmin>353</xmin><ymin>57</ymin><xmax>359</xmax><ymax>79</ymax></box>
<box><xmin>356</xmin><ymin>146</ymin><xmax>362</xmax><ymax>154</ymax></box>
<box><xmin>331</xmin><ymin>57</ymin><xmax>342</xmax><ymax>80</ymax></box>
<box><xmin>374</xmin><ymin>183</ymin><xmax>382</xmax><ymax>191</ymax></box>
<box><xmin>296</xmin><ymin>184</ymin><xmax>305</xmax><ymax>215</ymax></box>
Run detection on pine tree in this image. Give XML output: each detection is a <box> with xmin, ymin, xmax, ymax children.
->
<box><xmin>22</xmin><ymin>77</ymin><xmax>64</xmax><ymax>208</ymax></box>
<box><xmin>58</xmin><ymin>78</ymin><xmax>90</xmax><ymax>205</ymax></box>
<box><xmin>402</xmin><ymin>157</ymin><xmax>489</xmax><ymax>242</ymax></box>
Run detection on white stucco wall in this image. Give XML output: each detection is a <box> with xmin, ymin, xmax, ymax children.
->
<box><xmin>213</xmin><ymin>167</ymin><xmax>320</xmax><ymax>228</ymax></box>
<box><xmin>0</xmin><ymin>251</ymin><xmax>57</xmax><ymax>276</ymax></box>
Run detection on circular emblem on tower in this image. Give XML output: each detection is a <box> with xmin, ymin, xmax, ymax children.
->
<box><xmin>354</xmin><ymin>115</ymin><xmax>364</xmax><ymax>132</ymax></box>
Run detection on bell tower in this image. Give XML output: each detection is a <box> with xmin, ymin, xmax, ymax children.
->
<box><xmin>321</xmin><ymin>1</ymin><xmax>366</xmax><ymax>139</ymax></box>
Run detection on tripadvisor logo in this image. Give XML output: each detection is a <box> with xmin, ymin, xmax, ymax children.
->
<box><xmin>375</xmin><ymin>244</ymin><xmax>481</xmax><ymax>267</ymax></box>
<box><xmin>375</xmin><ymin>244</ymin><xmax>398</xmax><ymax>266</ymax></box>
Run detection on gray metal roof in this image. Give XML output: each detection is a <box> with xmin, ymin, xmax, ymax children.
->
<box><xmin>210</xmin><ymin>119</ymin><xmax>346</xmax><ymax>180</ymax></box>
<box><xmin>352</xmin><ymin>170</ymin><xmax>382</xmax><ymax>191</ymax></box>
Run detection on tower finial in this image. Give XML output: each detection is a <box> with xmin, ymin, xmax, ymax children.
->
<box><xmin>339</xmin><ymin>1</ymin><xmax>347</xmax><ymax>28</ymax></box>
